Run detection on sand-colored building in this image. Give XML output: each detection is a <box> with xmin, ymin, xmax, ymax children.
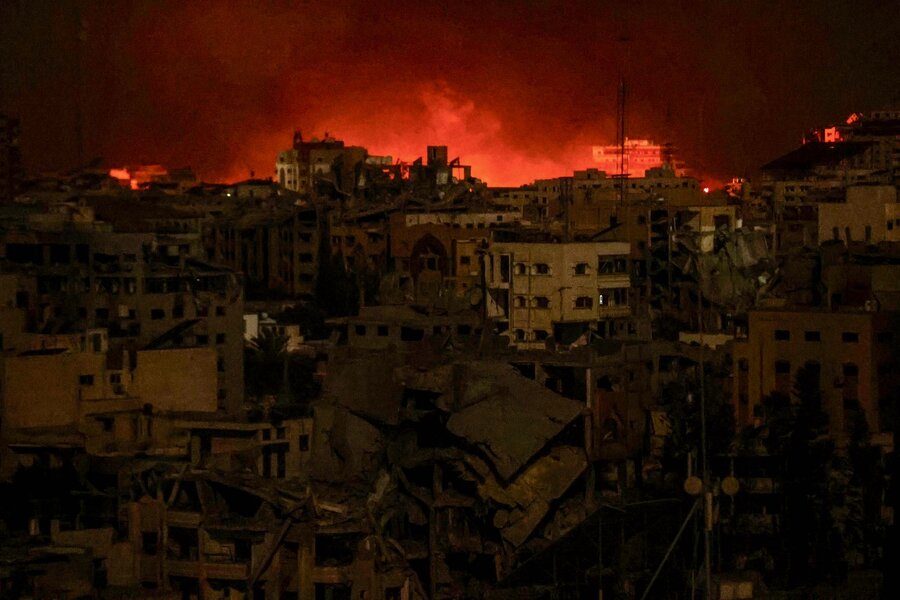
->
<box><xmin>487</xmin><ymin>241</ymin><xmax>633</xmax><ymax>348</ymax></box>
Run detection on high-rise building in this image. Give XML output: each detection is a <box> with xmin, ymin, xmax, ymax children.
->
<box><xmin>592</xmin><ymin>138</ymin><xmax>666</xmax><ymax>178</ymax></box>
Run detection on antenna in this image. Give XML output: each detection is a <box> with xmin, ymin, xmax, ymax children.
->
<box><xmin>615</xmin><ymin>33</ymin><xmax>629</xmax><ymax>209</ymax></box>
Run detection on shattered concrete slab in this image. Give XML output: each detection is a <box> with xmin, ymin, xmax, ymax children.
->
<box><xmin>445</xmin><ymin>362</ymin><xmax>583</xmax><ymax>481</ymax></box>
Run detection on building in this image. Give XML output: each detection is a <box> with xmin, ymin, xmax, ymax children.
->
<box><xmin>731</xmin><ymin>308</ymin><xmax>898</xmax><ymax>443</ymax></box>
<box><xmin>486</xmin><ymin>241</ymin><xmax>634</xmax><ymax>348</ymax></box>
<box><xmin>0</xmin><ymin>226</ymin><xmax>245</xmax><ymax>414</ymax></box>
<box><xmin>592</xmin><ymin>138</ymin><xmax>667</xmax><ymax>178</ymax></box>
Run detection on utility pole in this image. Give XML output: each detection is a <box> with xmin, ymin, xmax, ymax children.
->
<box><xmin>699</xmin><ymin>286</ymin><xmax>712</xmax><ymax>600</ymax></box>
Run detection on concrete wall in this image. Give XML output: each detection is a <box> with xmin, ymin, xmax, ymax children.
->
<box><xmin>133</xmin><ymin>348</ymin><xmax>218</xmax><ymax>413</ymax></box>
<box><xmin>818</xmin><ymin>185</ymin><xmax>897</xmax><ymax>245</ymax></box>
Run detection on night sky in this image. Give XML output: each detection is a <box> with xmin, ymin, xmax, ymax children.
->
<box><xmin>1</xmin><ymin>0</ymin><xmax>898</xmax><ymax>186</ymax></box>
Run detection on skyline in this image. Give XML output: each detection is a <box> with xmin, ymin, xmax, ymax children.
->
<box><xmin>1</xmin><ymin>1</ymin><xmax>899</xmax><ymax>186</ymax></box>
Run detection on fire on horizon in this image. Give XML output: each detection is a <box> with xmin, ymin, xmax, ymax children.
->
<box><xmin>1</xmin><ymin>1</ymin><xmax>898</xmax><ymax>186</ymax></box>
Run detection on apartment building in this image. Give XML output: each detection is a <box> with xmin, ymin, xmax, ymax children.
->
<box><xmin>731</xmin><ymin>308</ymin><xmax>899</xmax><ymax>443</ymax></box>
<box><xmin>487</xmin><ymin>241</ymin><xmax>633</xmax><ymax>348</ymax></box>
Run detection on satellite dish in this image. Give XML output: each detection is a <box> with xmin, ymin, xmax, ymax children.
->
<box><xmin>683</xmin><ymin>476</ymin><xmax>703</xmax><ymax>496</ymax></box>
<box><xmin>721</xmin><ymin>476</ymin><xmax>740</xmax><ymax>497</ymax></box>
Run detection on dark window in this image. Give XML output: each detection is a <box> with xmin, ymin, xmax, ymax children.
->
<box><xmin>842</xmin><ymin>331</ymin><xmax>859</xmax><ymax>343</ymax></box>
<box><xmin>534</xmin><ymin>330</ymin><xmax>549</xmax><ymax>341</ymax></box>
<box><xmin>460</xmin><ymin>255</ymin><xmax>471</xmax><ymax>265</ymax></box>
<box><xmin>142</xmin><ymin>532</ymin><xmax>158</xmax><ymax>554</ymax></box>
<box><xmin>575</xmin><ymin>296</ymin><xmax>593</xmax><ymax>309</ymax></box>
<box><xmin>150</xmin><ymin>308</ymin><xmax>165</xmax><ymax>320</ymax></box>
<box><xmin>534</xmin><ymin>296</ymin><xmax>550</xmax><ymax>308</ymax></box>
<box><xmin>775</xmin><ymin>360</ymin><xmax>791</xmax><ymax>374</ymax></box>
<box><xmin>276</xmin><ymin>427</ymin><xmax>286</xmax><ymax>440</ymax></box>
<box><xmin>774</xmin><ymin>329</ymin><xmax>790</xmax><ymax>341</ymax></box>
<box><xmin>79</xmin><ymin>374</ymin><xmax>94</xmax><ymax>386</ymax></box>
<box><xmin>355</xmin><ymin>325</ymin><xmax>366</xmax><ymax>336</ymax></box>
<box><xmin>535</xmin><ymin>263</ymin><xmax>550</xmax><ymax>275</ymax></box>
<box><xmin>110</xmin><ymin>373</ymin><xmax>121</xmax><ymax>384</ymax></box>
<box><xmin>457</xmin><ymin>324</ymin><xmax>472</xmax><ymax>335</ymax></box>
<box><xmin>377</xmin><ymin>325</ymin><xmax>389</xmax><ymax>337</ymax></box>
<box><xmin>216</xmin><ymin>306</ymin><xmax>226</xmax><ymax>316</ymax></box>
<box><xmin>574</xmin><ymin>263</ymin><xmax>589</xmax><ymax>275</ymax></box>
<box><xmin>878</xmin><ymin>331</ymin><xmax>894</xmax><ymax>343</ymax></box>
<box><xmin>843</xmin><ymin>364</ymin><xmax>859</xmax><ymax>377</ymax></box>
<box><xmin>298</xmin><ymin>434</ymin><xmax>310</xmax><ymax>451</ymax></box>
<box><xmin>172</xmin><ymin>304</ymin><xmax>184</xmax><ymax>319</ymax></box>
<box><xmin>400</xmin><ymin>327</ymin><xmax>425</xmax><ymax>342</ymax></box>
<box><xmin>196</xmin><ymin>335</ymin><xmax>209</xmax><ymax>345</ymax></box>
<box><xmin>217</xmin><ymin>358</ymin><xmax>225</xmax><ymax>372</ymax></box>
<box><xmin>216</xmin><ymin>333</ymin><xmax>226</xmax><ymax>344</ymax></box>
<box><xmin>100</xmin><ymin>417</ymin><xmax>114</xmax><ymax>432</ymax></box>
<box><xmin>804</xmin><ymin>330</ymin><xmax>821</xmax><ymax>342</ymax></box>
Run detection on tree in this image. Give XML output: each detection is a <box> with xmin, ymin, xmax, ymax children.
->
<box><xmin>244</xmin><ymin>328</ymin><xmax>319</xmax><ymax>419</ymax></box>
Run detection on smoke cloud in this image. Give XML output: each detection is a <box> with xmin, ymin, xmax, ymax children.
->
<box><xmin>1</xmin><ymin>1</ymin><xmax>898</xmax><ymax>186</ymax></box>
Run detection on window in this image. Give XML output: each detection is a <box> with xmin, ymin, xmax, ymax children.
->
<box><xmin>534</xmin><ymin>263</ymin><xmax>550</xmax><ymax>275</ymax></box>
<box><xmin>878</xmin><ymin>331</ymin><xmax>894</xmax><ymax>343</ymax></box>
<box><xmin>79</xmin><ymin>374</ymin><xmax>94</xmax><ymax>386</ymax></box>
<box><xmin>142</xmin><ymin>532</ymin><xmax>158</xmax><ymax>554</ymax></box>
<box><xmin>276</xmin><ymin>427</ymin><xmax>286</xmax><ymax>440</ymax></box>
<box><xmin>150</xmin><ymin>308</ymin><xmax>165</xmax><ymax>320</ymax></box>
<box><xmin>377</xmin><ymin>325</ymin><xmax>389</xmax><ymax>337</ymax></box>
<box><xmin>216</xmin><ymin>306</ymin><xmax>226</xmax><ymax>316</ymax></box>
<box><xmin>843</xmin><ymin>363</ymin><xmax>859</xmax><ymax>377</ymax></box>
<box><xmin>217</xmin><ymin>358</ymin><xmax>225</xmax><ymax>372</ymax></box>
<box><xmin>575</xmin><ymin>296</ymin><xmax>593</xmax><ymax>309</ymax></box>
<box><xmin>514</xmin><ymin>329</ymin><xmax>526</xmax><ymax>341</ymax></box>
<box><xmin>514</xmin><ymin>263</ymin><xmax>527</xmax><ymax>275</ymax></box>
<box><xmin>355</xmin><ymin>325</ymin><xmax>366</xmax><ymax>336</ymax></box>
<box><xmin>533</xmin><ymin>296</ymin><xmax>550</xmax><ymax>309</ymax></box>
<box><xmin>514</xmin><ymin>296</ymin><xmax>527</xmax><ymax>308</ymax></box>
<box><xmin>457</xmin><ymin>324</ymin><xmax>472</xmax><ymax>335</ymax></box>
<box><xmin>299</xmin><ymin>434</ymin><xmax>310</xmax><ymax>451</ymax></box>
<box><xmin>110</xmin><ymin>373</ymin><xmax>121</xmax><ymax>384</ymax></box>
<box><xmin>172</xmin><ymin>304</ymin><xmax>184</xmax><ymax>319</ymax></box>
<box><xmin>598</xmin><ymin>256</ymin><xmax>628</xmax><ymax>273</ymax></box>
<box><xmin>534</xmin><ymin>330</ymin><xmax>549</xmax><ymax>341</ymax></box>
<box><xmin>574</xmin><ymin>263</ymin><xmax>589</xmax><ymax>275</ymax></box>
<box><xmin>804</xmin><ymin>330</ymin><xmax>821</xmax><ymax>342</ymax></box>
<box><xmin>774</xmin><ymin>329</ymin><xmax>790</xmax><ymax>341</ymax></box>
<box><xmin>216</xmin><ymin>333</ymin><xmax>226</xmax><ymax>344</ymax></box>
<box><xmin>400</xmin><ymin>327</ymin><xmax>425</xmax><ymax>341</ymax></box>
<box><xmin>842</xmin><ymin>331</ymin><xmax>859</xmax><ymax>343</ymax></box>
<box><xmin>100</xmin><ymin>417</ymin><xmax>114</xmax><ymax>432</ymax></box>
<box><xmin>196</xmin><ymin>334</ymin><xmax>209</xmax><ymax>345</ymax></box>
<box><xmin>775</xmin><ymin>360</ymin><xmax>791</xmax><ymax>374</ymax></box>
<box><xmin>460</xmin><ymin>255</ymin><xmax>471</xmax><ymax>265</ymax></box>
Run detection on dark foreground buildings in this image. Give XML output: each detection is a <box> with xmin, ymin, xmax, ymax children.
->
<box><xmin>1</xmin><ymin>109</ymin><xmax>899</xmax><ymax>598</ymax></box>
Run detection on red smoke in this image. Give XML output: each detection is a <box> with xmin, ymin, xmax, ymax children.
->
<box><xmin>2</xmin><ymin>1</ymin><xmax>898</xmax><ymax>186</ymax></box>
